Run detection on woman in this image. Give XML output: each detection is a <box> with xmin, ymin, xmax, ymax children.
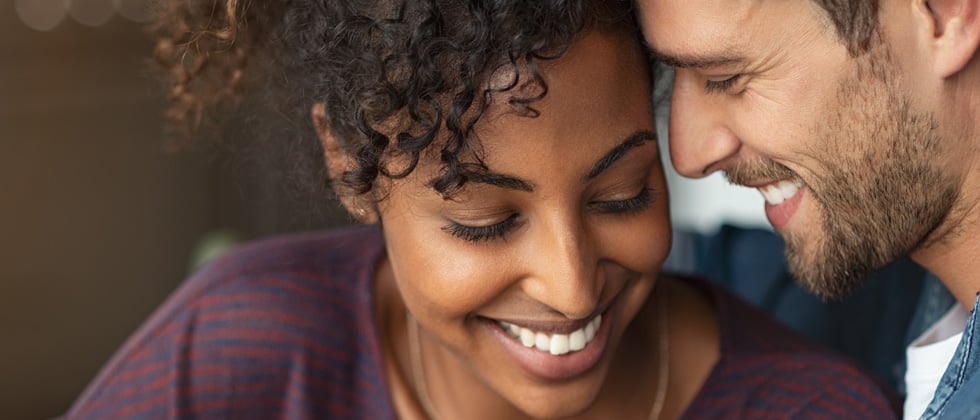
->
<box><xmin>69</xmin><ymin>0</ymin><xmax>896</xmax><ymax>418</ymax></box>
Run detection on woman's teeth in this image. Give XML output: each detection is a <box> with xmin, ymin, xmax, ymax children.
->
<box><xmin>497</xmin><ymin>314</ymin><xmax>602</xmax><ymax>356</ymax></box>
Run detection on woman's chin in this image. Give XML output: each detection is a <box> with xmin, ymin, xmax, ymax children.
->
<box><xmin>503</xmin><ymin>385</ymin><xmax>601</xmax><ymax>419</ymax></box>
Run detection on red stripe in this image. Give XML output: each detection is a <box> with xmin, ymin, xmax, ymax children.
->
<box><xmin>104</xmin><ymin>287</ymin><xmax>360</xmax><ymax>376</ymax></box>
<box><xmin>811</xmin><ymin>374</ymin><xmax>880</xmax><ymax>418</ymax></box>
<box><xmin>89</xmin><ymin>359</ymin><xmax>363</xmax><ymax>418</ymax></box>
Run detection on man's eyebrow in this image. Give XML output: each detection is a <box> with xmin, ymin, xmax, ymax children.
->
<box><xmin>587</xmin><ymin>130</ymin><xmax>658</xmax><ymax>180</ymax></box>
<box><xmin>647</xmin><ymin>46</ymin><xmax>743</xmax><ymax>69</ymax></box>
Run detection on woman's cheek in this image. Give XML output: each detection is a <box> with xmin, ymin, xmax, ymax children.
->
<box><xmin>392</xmin><ymin>229</ymin><xmax>514</xmax><ymax>320</ymax></box>
<box><xmin>600</xmin><ymin>204</ymin><xmax>671</xmax><ymax>275</ymax></box>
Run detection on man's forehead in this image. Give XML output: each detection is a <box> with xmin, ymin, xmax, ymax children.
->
<box><xmin>637</xmin><ymin>0</ymin><xmax>755</xmax><ymax>29</ymax></box>
<box><xmin>638</xmin><ymin>0</ymin><xmax>806</xmax><ymax>68</ymax></box>
<box><xmin>639</xmin><ymin>1</ymin><xmax>752</xmax><ymax>46</ymax></box>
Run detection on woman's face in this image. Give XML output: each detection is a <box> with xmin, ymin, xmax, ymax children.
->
<box><xmin>377</xmin><ymin>29</ymin><xmax>670</xmax><ymax>418</ymax></box>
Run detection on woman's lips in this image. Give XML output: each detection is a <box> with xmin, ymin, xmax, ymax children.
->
<box><xmin>482</xmin><ymin>296</ymin><xmax>619</xmax><ymax>381</ymax></box>
<box><xmin>497</xmin><ymin>314</ymin><xmax>602</xmax><ymax>356</ymax></box>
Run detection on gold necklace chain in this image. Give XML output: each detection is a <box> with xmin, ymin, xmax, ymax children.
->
<box><xmin>649</xmin><ymin>285</ymin><xmax>669</xmax><ymax>419</ymax></box>
<box><xmin>408</xmin><ymin>310</ymin><xmax>443</xmax><ymax>420</ymax></box>
<box><xmin>408</xmin><ymin>285</ymin><xmax>670</xmax><ymax>420</ymax></box>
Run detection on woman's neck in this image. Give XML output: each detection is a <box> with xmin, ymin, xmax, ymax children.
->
<box><xmin>375</xmin><ymin>264</ymin><xmax>719</xmax><ymax>419</ymax></box>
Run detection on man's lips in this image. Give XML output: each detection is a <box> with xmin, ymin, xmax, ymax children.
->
<box><xmin>733</xmin><ymin>178</ymin><xmax>805</xmax><ymax>206</ymax></box>
<box><xmin>757</xmin><ymin>179</ymin><xmax>803</xmax><ymax>205</ymax></box>
<box><xmin>754</xmin><ymin>179</ymin><xmax>805</xmax><ymax>229</ymax></box>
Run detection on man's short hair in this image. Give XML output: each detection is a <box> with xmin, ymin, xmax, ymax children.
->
<box><xmin>811</xmin><ymin>0</ymin><xmax>879</xmax><ymax>55</ymax></box>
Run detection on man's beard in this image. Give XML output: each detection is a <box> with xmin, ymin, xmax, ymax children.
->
<box><xmin>726</xmin><ymin>45</ymin><xmax>956</xmax><ymax>300</ymax></box>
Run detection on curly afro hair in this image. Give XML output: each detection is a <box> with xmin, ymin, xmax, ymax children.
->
<box><xmin>153</xmin><ymin>0</ymin><xmax>638</xmax><ymax>201</ymax></box>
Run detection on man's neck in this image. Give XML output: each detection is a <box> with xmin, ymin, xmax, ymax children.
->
<box><xmin>914</xmin><ymin>225</ymin><xmax>980</xmax><ymax>310</ymax></box>
<box><xmin>913</xmin><ymin>106</ymin><xmax>980</xmax><ymax>310</ymax></box>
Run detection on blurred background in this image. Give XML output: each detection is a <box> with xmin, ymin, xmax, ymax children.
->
<box><xmin>1</xmin><ymin>1</ymin><xmax>351</xmax><ymax>418</ymax></box>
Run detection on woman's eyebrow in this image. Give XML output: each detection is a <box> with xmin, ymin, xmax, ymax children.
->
<box><xmin>586</xmin><ymin>130</ymin><xmax>658</xmax><ymax>180</ymax></box>
<box><xmin>430</xmin><ymin>129</ymin><xmax>656</xmax><ymax>192</ymax></box>
<box><xmin>467</xmin><ymin>172</ymin><xmax>534</xmax><ymax>192</ymax></box>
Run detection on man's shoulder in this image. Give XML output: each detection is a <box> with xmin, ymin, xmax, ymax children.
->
<box><xmin>935</xmin><ymin>372</ymin><xmax>980</xmax><ymax>418</ymax></box>
<box><xmin>930</xmin><ymin>296</ymin><xmax>980</xmax><ymax>419</ymax></box>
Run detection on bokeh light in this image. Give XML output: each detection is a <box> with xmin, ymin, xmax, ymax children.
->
<box><xmin>70</xmin><ymin>0</ymin><xmax>116</xmax><ymax>27</ymax></box>
<box><xmin>115</xmin><ymin>0</ymin><xmax>154</xmax><ymax>23</ymax></box>
<box><xmin>15</xmin><ymin>0</ymin><xmax>70</xmax><ymax>32</ymax></box>
<box><xmin>16</xmin><ymin>0</ymin><xmax>155</xmax><ymax>31</ymax></box>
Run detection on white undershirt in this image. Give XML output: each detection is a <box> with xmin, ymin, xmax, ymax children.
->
<box><xmin>903</xmin><ymin>305</ymin><xmax>968</xmax><ymax>420</ymax></box>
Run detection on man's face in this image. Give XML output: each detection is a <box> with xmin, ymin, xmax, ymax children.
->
<box><xmin>636</xmin><ymin>0</ymin><xmax>957</xmax><ymax>297</ymax></box>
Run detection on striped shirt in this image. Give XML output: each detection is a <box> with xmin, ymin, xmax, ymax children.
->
<box><xmin>68</xmin><ymin>226</ymin><xmax>897</xmax><ymax>419</ymax></box>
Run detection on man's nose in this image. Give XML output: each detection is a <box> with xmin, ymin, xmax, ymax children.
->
<box><xmin>667</xmin><ymin>69</ymin><xmax>741</xmax><ymax>178</ymax></box>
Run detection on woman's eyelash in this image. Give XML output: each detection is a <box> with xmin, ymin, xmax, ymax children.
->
<box><xmin>591</xmin><ymin>187</ymin><xmax>655</xmax><ymax>214</ymax></box>
<box><xmin>442</xmin><ymin>214</ymin><xmax>520</xmax><ymax>243</ymax></box>
<box><xmin>443</xmin><ymin>188</ymin><xmax>655</xmax><ymax>243</ymax></box>
<box><xmin>704</xmin><ymin>75</ymin><xmax>741</xmax><ymax>94</ymax></box>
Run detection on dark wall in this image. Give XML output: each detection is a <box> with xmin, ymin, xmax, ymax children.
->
<box><xmin>0</xmin><ymin>5</ymin><xmax>348</xmax><ymax>419</ymax></box>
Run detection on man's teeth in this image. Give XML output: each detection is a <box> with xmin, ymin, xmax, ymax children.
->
<box><xmin>759</xmin><ymin>179</ymin><xmax>802</xmax><ymax>205</ymax></box>
<box><xmin>498</xmin><ymin>314</ymin><xmax>602</xmax><ymax>356</ymax></box>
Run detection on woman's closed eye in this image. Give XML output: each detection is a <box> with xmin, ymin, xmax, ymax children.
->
<box><xmin>442</xmin><ymin>213</ymin><xmax>521</xmax><ymax>243</ymax></box>
<box><xmin>589</xmin><ymin>186</ymin><xmax>655</xmax><ymax>214</ymax></box>
<box><xmin>442</xmin><ymin>187</ymin><xmax>655</xmax><ymax>243</ymax></box>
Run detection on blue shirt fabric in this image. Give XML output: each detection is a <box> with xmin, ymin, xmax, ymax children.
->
<box><xmin>924</xmin><ymin>294</ymin><xmax>980</xmax><ymax>419</ymax></box>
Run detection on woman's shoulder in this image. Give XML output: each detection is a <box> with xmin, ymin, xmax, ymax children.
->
<box><xmin>204</xmin><ymin>224</ymin><xmax>385</xmax><ymax>278</ymax></box>
<box><xmin>176</xmin><ymin>225</ymin><xmax>385</xmax><ymax>308</ymax></box>
<box><xmin>157</xmin><ymin>225</ymin><xmax>386</xmax><ymax>333</ymax></box>
<box><xmin>670</xmin><ymin>274</ymin><xmax>899</xmax><ymax>419</ymax></box>
<box><xmin>67</xmin><ymin>225</ymin><xmax>393</xmax><ymax>419</ymax></box>
<box><xmin>672</xmin><ymin>274</ymin><xmax>855</xmax><ymax>355</ymax></box>
<box><xmin>179</xmin><ymin>223</ymin><xmax>385</xmax><ymax>322</ymax></box>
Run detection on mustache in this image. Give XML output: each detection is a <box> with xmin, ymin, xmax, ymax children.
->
<box><xmin>724</xmin><ymin>159</ymin><xmax>798</xmax><ymax>186</ymax></box>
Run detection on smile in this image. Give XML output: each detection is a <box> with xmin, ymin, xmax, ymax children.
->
<box><xmin>497</xmin><ymin>315</ymin><xmax>603</xmax><ymax>356</ymax></box>
<box><xmin>758</xmin><ymin>179</ymin><xmax>803</xmax><ymax>205</ymax></box>
<box><xmin>484</xmin><ymin>294</ymin><xmax>619</xmax><ymax>381</ymax></box>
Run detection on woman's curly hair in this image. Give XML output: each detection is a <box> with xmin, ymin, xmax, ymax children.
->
<box><xmin>154</xmin><ymin>0</ymin><xmax>637</xmax><ymax>200</ymax></box>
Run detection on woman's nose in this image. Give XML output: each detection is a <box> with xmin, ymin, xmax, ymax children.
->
<box><xmin>520</xmin><ymin>217</ymin><xmax>602</xmax><ymax>320</ymax></box>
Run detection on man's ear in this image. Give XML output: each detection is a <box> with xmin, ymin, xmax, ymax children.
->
<box><xmin>311</xmin><ymin>103</ymin><xmax>379</xmax><ymax>223</ymax></box>
<box><xmin>917</xmin><ymin>0</ymin><xmax>980</xmax><ymax>77</ymax></box>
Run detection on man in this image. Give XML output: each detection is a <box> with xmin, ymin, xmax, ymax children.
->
<box><xmin>636</xmin><ymin>0</ymin><xmax>980</xmax><ymax>418</ymax></box>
